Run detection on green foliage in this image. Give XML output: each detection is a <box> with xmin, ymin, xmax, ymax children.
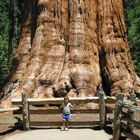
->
<box><xmin>0</xmin><ymin>0</ymin><xmax>21</xmax><ymax>88</ymax></box>
<box><xmin>124</xmin><ymin>0</ymin><xmax>140</xmax><ymax>76</ymax></box>
<box><xmin>0</xmin><ymin>0</ymin><xmax>11</xmax><ymax>88</ymax></box>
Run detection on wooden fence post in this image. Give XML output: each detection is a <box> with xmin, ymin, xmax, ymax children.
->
<box><xmin>127</xmin><ymin>94</ymin><xmax>136</xmax><ymax>131</ymax></box>
<box><xmin>22</xmin><ymin>92</ymin><xmax>30</xmax><ymax>131</ymax></box>
<box><xmin>99</xmin><ymin>91</ymin><xmax>106</xmax><ymax>129</ymax></box>
<box><xmin>113</xmin><ymin>93</ymin><xmax>124</xmax><ymax>140</ymax></box>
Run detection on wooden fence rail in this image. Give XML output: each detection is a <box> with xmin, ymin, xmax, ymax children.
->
<box><xmin>112</xmin><ymin>93</ymin><xmax>140</xmax><ymax>140</ymax></box>
<box><xmin>0</xmin><ymin>107</ymin><xmax>19</xmax><ymax>113</ymax></box>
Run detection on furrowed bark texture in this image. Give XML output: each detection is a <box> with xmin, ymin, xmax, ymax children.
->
<box><xmin>0</xmin><ymin>0</ymin><xmax>140</xmax><ymax>108</ymax></box>
<box><xmin>98</xmin><ymin>0</ymin><xmax>140</xmax><ymax>96</ymax></box>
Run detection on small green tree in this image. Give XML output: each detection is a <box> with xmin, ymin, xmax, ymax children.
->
<box><xmin>0</xmin><ymin>1</ymin><xmax>10</xmax><ymax>88</ymax></box>
<box><xmin>124</xmin><ymin>0</ymin><xmax>140</xmax><ymax>76</ymax></box>
<box><xmin>0</xmin><ymin>0</ymin><xmax>21</xmax><ymax>88</ymax></box>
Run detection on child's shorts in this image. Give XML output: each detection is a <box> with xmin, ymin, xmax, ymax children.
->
<box><xmin>62</xmin><ymin>114</ymin><xmax>72</xmax><ymax>120</ymax></box>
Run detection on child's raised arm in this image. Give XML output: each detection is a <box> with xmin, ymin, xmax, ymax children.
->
<box><xmin>70</xmin><ymin>103</ymin><xmax>74</xmax><ymax>110</ymax></box>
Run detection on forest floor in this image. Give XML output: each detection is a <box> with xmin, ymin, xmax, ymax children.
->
<box><xmin>0</xmin><ymin>103</ymin><xmax>140</xmax><ymax>140</ymax></box>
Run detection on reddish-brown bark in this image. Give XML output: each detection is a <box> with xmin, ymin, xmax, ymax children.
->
<box><xmin>0</xmin><ymin>0</ymin><xmax>140</xmax><ymax>108</ymax></box>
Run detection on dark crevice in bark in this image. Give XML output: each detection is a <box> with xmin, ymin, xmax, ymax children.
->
<box><xmin>31</xmin><ymin>0</ymin><xmax>38</xmax><ymax>44</ymax></box>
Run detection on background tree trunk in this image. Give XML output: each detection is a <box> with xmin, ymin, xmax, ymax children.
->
<box><xmin>0</xmin><ymin>0</ymin><xmax>140</xmax><ymax>108</ymax></box>
<box><xmin>98</xmin><ymin>0</ymin><xmax>140</xmax><ymax>96</ymax></box>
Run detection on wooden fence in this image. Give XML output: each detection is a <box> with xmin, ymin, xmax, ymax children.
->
<box><xmin>0</xmin><ymin>92</ymin><xmax>114</xmax><ymax>129</ymax></box>
<box><xmin>12</xmin><ymin>92</ymin><xmax>111</xmax><ymax>130</ymax></box>
<box><xmin>0</xmin><ymin>92</ymin><xmax>140</xmax><ymax>140</ymax></box>
<box><xmin>110</xmin><ymin>93</ymin><xmax>140</xmax><ymax>140</ymax></box>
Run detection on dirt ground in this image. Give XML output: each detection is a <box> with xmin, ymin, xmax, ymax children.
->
<box><xmin>2</xmin><ymin>129</ymin><xmax>112</xmax><ymax>140</ymax></box>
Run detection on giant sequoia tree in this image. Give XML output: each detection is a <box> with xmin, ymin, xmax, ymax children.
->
<box><xmin>0</xmin><ymin>0</ymin><xmax>140</xmax><ymax>108</ymax></box>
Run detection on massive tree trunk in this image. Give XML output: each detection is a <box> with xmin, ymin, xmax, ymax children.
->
<box><xmin>0</xmin><ymin>0</ymin><xmax>140</xmax><ymax>108</ymax></box>
<box><xmin>98</xmin><ymin>0</ymin><xmax>140</xmax><ymax>95</ymax></box>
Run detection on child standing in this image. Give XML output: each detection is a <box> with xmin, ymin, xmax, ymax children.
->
<box><xmin>60</xmin><ymin>96</ymin><xmax>73</xmax><ymax>131</ymax></box>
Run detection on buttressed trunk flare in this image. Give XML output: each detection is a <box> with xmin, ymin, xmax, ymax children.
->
<box><xmin>0</xmin><ymin>0</ymin><xmax>140</xmax><ymax>108</ymax></box>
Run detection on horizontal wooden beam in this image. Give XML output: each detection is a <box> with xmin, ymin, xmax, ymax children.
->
<box><xmin>13</xmin><ymin>108</ymin><xmax>113</xmax><ymax>115</ymax></box>
<box><xmin>12</xmin><ymin>97</ymin><xmax>100</xmax><ymax>105</ymax></box>
<box><xmin>12</xmin><ymin>96</ymin><xmax>118</xmax><ymax>105</ymax></box>
<box><xmin>121</xmin><ymin>127</ymin><xmax>140</xmax><ymax>140</ymax></box>
<box><xmin>0</xmin><ymin>117</ymin><xmax>17</xmax><ymax>124</ymax></box>
<box><xmin>106</xmin><ymin>97</ymin><xmax>116</xmax><ymax>103</ymax></box>
<box><xmin>106</xmin><ymin>105</ymin><xmax>115</xmax><ymax>111</ymax></box>
<box><xmin>123</xmin><ymin>103</ymin><xmax>140</xmax><ymax>112</ymax></box>
<box><xmin>0</xmin><ymin>107</ymin><xmax>19</xmax><ymax>113</ymax></box>
<box><xmin>16</xmin><ymin>109</ymin><xmax>100</xmax><ymax>114</ymax></box>
<box><xmin>128</xmin><ymin>119</ymin><xmax>140</xmax><ymax>128</ymax></box>
<box><xmin>30</xmin><ymin>121</ymin><xmax>100</xmax><ymax>127</ymax></box>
